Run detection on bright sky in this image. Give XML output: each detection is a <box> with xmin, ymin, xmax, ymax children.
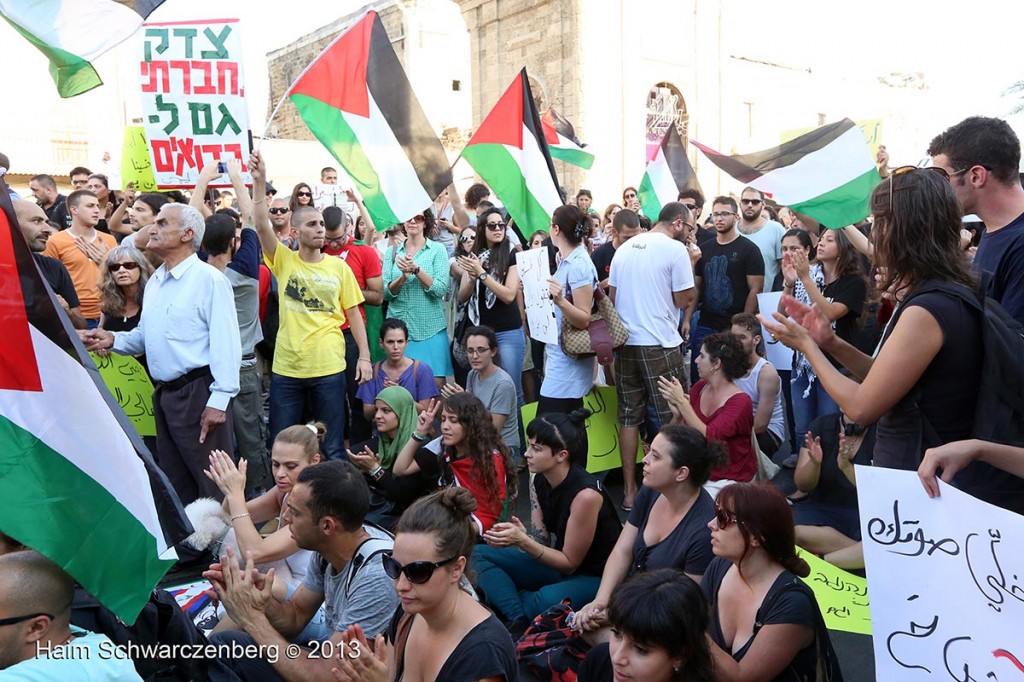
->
<box><xmin>2</xmin><ymin>0</ymin><xmax>1022</xmax><ymax>159</ymax></box>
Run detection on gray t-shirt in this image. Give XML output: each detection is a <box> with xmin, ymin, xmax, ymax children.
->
<box><xmin>302</xmin><ymin>525</ymin><xmax>398</xmax><ymax>637</ymax></box>
<box><xmin>738</xmin><ymin>219</ymin><xmax>786</xmax><ymax>292</ymax></box>
<box><xmin>468</xmin><ymin>366</ymin><xmax>520</xmax><ymax>450</ymax></box>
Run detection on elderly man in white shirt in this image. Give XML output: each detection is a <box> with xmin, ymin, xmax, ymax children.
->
<box><xmin>80</xmin><ymin>204</ymin><xmax>241</xmax><ymax>505</ymax></box>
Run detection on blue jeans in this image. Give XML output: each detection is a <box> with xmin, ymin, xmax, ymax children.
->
<box><xmin>495</xmin><ymin>328</ymin><xmax>526</xmax><ymax>407</ymax></box>
<box><xmin>472</xmin><ymin>544</ymin><xmax>601</xmax><ymax>622</ymax></box>
<box><xmin>269</xmin><ymin>371</ymin><xmax>347</xmax><ymax>460</ymax></box>
<box><xmin>791</xmin><ymin>372</ymin><xmax>840</xmax><ymax>448</ymax></box>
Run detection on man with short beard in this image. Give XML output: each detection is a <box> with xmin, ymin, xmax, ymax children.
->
<box><xmin>13</xmin><ymin>199</ymin><xmax>86</xmax><ymax>329</ymax></box>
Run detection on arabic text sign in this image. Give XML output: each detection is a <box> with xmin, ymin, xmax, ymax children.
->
<box><xmin>857</xmin><ymin>466</ymin><xmax>1024</xmax><ymax>681</ymax></box>
<box><xmin>140</xmin><ymin>19</ymin><xmax>251</xmax><ymax>188</ymax></box>
<box><xmin>90</xmin><ymin>352</ymin><xmax>156</xmax><ymax>437</ymax></box>
<box><xmin>797</xmin><ymin>547</ymin><xmax>871</xmax><ymax>635</ymax></box>
<box><xmin>516</xmin><ymin>248</ymin><xmax>559</xmax><ymax>345</ymax></box>
<box><xmin>121</xmin><ymin>126</ymin><xmax>159</xmax><ymax>193</ymax></box>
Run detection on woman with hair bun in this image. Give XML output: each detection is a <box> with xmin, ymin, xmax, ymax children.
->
<box><xmin>538</xmin><ymin>204</ymin><xmax>599</xmax><ymax>416</ymax></box>
<box><xmin>473</xmin><ymin>408</ymin><xmax>622</xmax><ymax>634</ymax></box>
<box><xmin>659</xmin><ymin>331</ymin><xmax>756</xmax><ymax>492</ymax></box>
<box><xmin>330</xmin><ymin>488</ymin><xmax>517</xmax><ymax>682</ymax></box>
<box><xmin>575</xmin><ymin>425</ymin><xmax>722</xmax><ymax>636</ymax></box>
<box><xmin>703</xmin><ymin>482</ymin><xmax>842</xmax><ymax>681</ymax></box>
<box><xmin>577</xmin><ymin>568</ymin><xmax>715</xmax><ymax>682</ymax></box>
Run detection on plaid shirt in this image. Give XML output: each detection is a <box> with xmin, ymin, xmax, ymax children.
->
<box><xmin>382</xmin><ymin>239</ymin><xmax>450</xmax><ymax>340</ymax></box>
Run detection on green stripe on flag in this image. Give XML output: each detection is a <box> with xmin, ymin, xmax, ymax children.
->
<box><xmin>462</xmin><ymin>143</ymin><xmax>553</xmax><ymax>238</ymax></box>
<box><xmin>787</xmin><ymin>167</ymin><xmax>882</xmax><ymax>228</ymax></box>
<box><xmin>291</xmin><ymin>93</ymin><xmax>402</xmax><ymax>229</ymax></box>
<box><xmin>549</xmin><ymin>146</ymin><xmax>594</xmax><ymax>170</ymax></box>
<box><xmin>0</xmin><ymin>415</ymin><xmax>173</xmax><ymax>622</ymax></box>
<box><xmin>637</xmin><ymin>170</ymin><xmax>663</xmax><ymax>220</ymax></box>
<box><xmin>3</xmin><ymin>15</ymin><xmax>102</xmax><ymax>97</ymax></box>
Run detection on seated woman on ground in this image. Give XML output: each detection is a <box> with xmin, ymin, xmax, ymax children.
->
<box><xmin>205</xmin><ymin>423</ymin><xmax>323</xmax><ymax>602</ymax></box>
<box><xmin>392</xmin><ymin>393</ymin><xmax>515</xmax><ymax>534</ymax></box>
<box><xmin>577</xmin><ymin>569</ymin><xmax>715</xmax><ymax>682</ymax></box>
<box><xmin>472</xmin><ymin>409</ymin><xmax>622</xmax><ymax>635</ymax></box>
<box><xmin>356</xmin><ymin>319</ymin><xmax>440</xmax><ymax>419</ymax></box>
<box><xmin>330</xmin><ymin>489</ymin><xmax>517</xmax><ymax>682</ymax></box>
<box><xmin>703</xmin><ymin>482</ymin><xmax>843</xmax><ymax>682</ymax></box>
<box><xmin>347</xmin><ymin>386</ymin><xmax>439</xmax><ymax>531</ymax></box>
<box><xmin>658</xmin><ymin>331</ymin><xmax>756</xmax><ymax>496</ymax></box>
<box><xmin>793</xmin><ymin>412</ymin><xmax>874</xmax><ymax>570</ymax></box>
<box><xmin>575</xmin><ymin>425</ymin><xmax>722</xmax><ymax>640</ymax></box>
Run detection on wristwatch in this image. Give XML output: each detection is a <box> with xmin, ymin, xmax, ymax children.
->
<box><xmin>477</xmin><ymin>271</ymin><xmax>489</xmax><ymax>281</ymax></box>
<box><xmin>413</xmin><ymin>266</ymin><xmax>421</xmax><ymax>276</ymax></box>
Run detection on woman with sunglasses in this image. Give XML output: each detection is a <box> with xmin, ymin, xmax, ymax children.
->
<box><xmin>392</xmin><ymin>392</ymin><xmax>514</xmax><ymax>534</ymax></box>
<box><xmin>98</xmin><ymin>245</ymin><xmax>153</xmax><ymax>334</ymax></box>
<box><xmin>575</xmin><ymin>425</ymin><xmax>722</xmax><ymax>637</ymax></box>
<box><xmin>762</xmin><ymin>168</ymin><xmax>1024</xmax><ymax>512</ymax></box>
<box><xmin>658</xmin><ymin>332</ymin><xmax>756</xmax><ymax>493</ymax></box>
<box><xmin>383</xmin><ymin>209</ymin><xmax>454</xmax><ymax>388</ymax></box>
<box><xmin>457</xmin><ymin>208</ymin><xmax>527</xmax><ymax>407</ymax></box>
<box><xmin>288</xmin><ymin>182</ymin><xmax>314</xmax><ymax>213</ymax></box>
<box><xmin>779</xmin><ymin>225</ymin><xmax>867</xmax><ymax>451</ymax></box>
<box><xmin>472</xmin><ymin>408</ymin><xmax>621</xmax><ymax>634</ymax></box>
<box><xmin>331</xmin><ymin>488</ymin><xmax>517</xmax><ymax>682</ymax></box>
<box><xmin>702</xmin><ymin>482</ymin><xmax>842</xmax><ymax>682</ymax></box>
<box><xmin>539</xmin><ymin>205</ymin><xmax>599</xmax><ymax>417</ymax></box>
<box><xmin>577</xmin><ymin>569</ymin><xmax>715</xmax><ymax>682</ymax></box>
<box><xmin>347</xmin><ymin>386</ymin><xmax>437</xmax><ymax>530</ymax></box>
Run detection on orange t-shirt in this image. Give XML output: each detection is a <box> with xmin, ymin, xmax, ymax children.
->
<box><xmin>43</xmin><ymin>230</ymin><xmax>117</xmax><ymax>320</ymax></box>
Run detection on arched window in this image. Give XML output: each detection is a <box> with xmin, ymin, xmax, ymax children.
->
<box><xmin>645</xmin><ymin>82</ymin><xmax>689</xmax><ymax>159</ymax></box>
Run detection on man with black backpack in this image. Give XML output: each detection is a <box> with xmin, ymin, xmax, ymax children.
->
<box><xmin>206</xmin><ymin>461</ymin><xmax>397</xmax><ymax>682</ymax></box>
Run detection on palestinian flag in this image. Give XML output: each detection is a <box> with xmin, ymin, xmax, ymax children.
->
<box><xmin>287</xmin><ymin>10</ymin><xmax>452</xmax><ymax>230</ymax></box>
<box><xmin>0</xmin><ymin>181</ymin><xmax>188</xmax><ymax>623</ymax></box>
<box><xmin>638</xmin><ymin>125</ymin><xmax>701</xmax><ymax>220</ymax></box>
<box><xmin>462</xmin><ymin>69</ymin><xmax>562</xmax><ymax>238</ymax></box>
<box><xmin>692</xmin><ymin>118</ymin><xmax>881</xmax><ymax>228</ymax></box>
<box><xmin>0</xmin><ymin>0</ymin><xmax>165</xmax><ymax>98</ymax></box>
<box><xmin>542</xmin><ymin>107</ymin><xmax>594</xmax><ymax>170</ymax></box>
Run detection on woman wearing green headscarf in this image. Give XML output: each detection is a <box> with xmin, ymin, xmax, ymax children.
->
<box><xmin>348</xmin><ymin>385</ymin><xmax>438</xmax><ymax>530</ymax></box>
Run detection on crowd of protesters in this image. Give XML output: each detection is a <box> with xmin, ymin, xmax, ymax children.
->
<box><xmin>2</xmin><ymin>113</ymin><xmax>1024</xmax><ymax>681</ymax></box>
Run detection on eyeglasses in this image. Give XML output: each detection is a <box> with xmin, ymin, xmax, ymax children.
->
<box><xmin>323</xmin><ymin>235</ymin><xmax>347</xmax><ymax>245</ymax></box>
<box><xmin>714</xmin><ymin>507</ymin><xmax>739</xmax><ymax>529</ymax></box>
<box><xmin>71</xmin><ymin>179</ymin><xmax>89</xmax><ymax>187</ymax></box>
<box><xmin>269</xmin><ymin>207</ymin><xmax>290</xmax><ymax>215</ymax></box>
<box><xmin>109</xmin><ymin>262</ymin><xmax>139</xmax><ymax>272</ymax></box>
<box><xmin>624</xmin><ymin>192</ymin><xmax>637</xmax><ymax>199</ymax></box>
<box><xmin>382</xmin><ymin>553</ymin><xmax>458</xmax><ymax>584</ymax></box>
<box><xmin>0</xmin><ymin>613</ymin><xmax>54</xmax><ymax>627</ymax></box>
<box><xmin>681</xmin><ymin>203</ymin><xmax>698</xmax><ymax>211</ymax></box>
<box><xmin>409</xmin><ymin>215</ymin><xmax>426</xmax><ymax>223</ymax></box>
<box><xmin>466</xmin><ymin>346</ymin><xmax>493</xmax><ymax>356</ymax></box>
<box><xmin>711</xmin><ymin>211</ymin><xmax>735</xmax><ymax>219</ymax></box>
<box><xmin>296</xmin><ymin>191</ymin><xmax>312</xmax><ymax>197</ymax></box>
<box><xmin>740</xmin><ymin>198</ymin><xmax>762</xmax><ymax>205</ymax></box>
<box><xmin>458</xmin><ymin>234</ymin><xmax>475</xmax><ymax>244</ymax></box>
<box><xmin>485</xmin><ymin>222</ymin><xmax>506</xmax><ymax>231</ymax></box>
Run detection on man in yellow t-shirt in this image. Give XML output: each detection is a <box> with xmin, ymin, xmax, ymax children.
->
<box><xmin>249</xmin><ymin>152</ymin><xmax>371</xmax><ymax>460</ymax></box>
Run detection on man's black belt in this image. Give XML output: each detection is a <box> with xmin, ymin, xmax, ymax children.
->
<box><xmin>241</xmin><ymin>352</ymin><xmax>256</xmax><ymax>361</ymax></box>
<box><xmin>154</xmin><ymin>365</ymin><xmax>211</xmax><ymax>391</ymax></box>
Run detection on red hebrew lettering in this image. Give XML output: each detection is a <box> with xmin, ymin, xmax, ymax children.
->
<box><xmin>217</xmin><ymin>62</ymin><xmax>239</xmax><ymax>95</ymax></box>
<box><xmin>192</xmin><ymin>61</ymin><xmax>216</xmax><ymax>95</ymax></box>
<box><xmin>151</xmin><ymin>139</ymin><xmax>175</xmax><ymax>173</ymax></box>
<box><xmin>169</xmin><ymin>60</ymin><xmax>192</xmax><ymax>94</ymax></box>
<box><xmin>141</xmin><ymin>61</ymin><xmax>170</xmax><ymax>93</ymax></box>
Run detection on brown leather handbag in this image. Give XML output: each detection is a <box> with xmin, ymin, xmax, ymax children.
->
<box><xmin>559</xmin><ymin>285</ymin><xmax>628</xmax><ymax>366</ymax></box>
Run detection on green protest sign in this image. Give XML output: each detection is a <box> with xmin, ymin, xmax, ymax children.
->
<box><xmin>90</xmin><ymin>352</ymin><xmax>156</xmax><ymax>437</ymax></box>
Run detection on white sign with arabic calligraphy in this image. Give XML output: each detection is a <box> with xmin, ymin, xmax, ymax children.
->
<box><xmin>857</xmin><ymin>466</ymin><xmax>1024</xmax><ymax>681</ymax></box>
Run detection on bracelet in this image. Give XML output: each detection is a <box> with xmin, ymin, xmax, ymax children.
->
<box><xmin>252</xmin><ymin>199</ymin><xmax>266</xmax><ymax>205</ymax></box>
<box><xmin>531</xmin><ymin>543</ymin><xmax>545</xmax><ymax>560</ymax></box>
<box><xmin>369</xmin><ymin>465</ymin><xmax>384</xmax><ymax>479</ymax></box>
<box><xmin>411</xmin><ymin>431</ymin><xmax>428</xmax><ymax>442</ymax></box>
<box><xmin>358</xmin><ymin>358</ymin><xmax>371</xmax><ymax>364</ymax></box>
<box><xmin>230</xmin><ymin>512</ymin><xmax>251</xmax><ymax>522</ymax></box>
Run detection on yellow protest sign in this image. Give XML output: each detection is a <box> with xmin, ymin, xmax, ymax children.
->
<box><xmin>90</xmin><ymin>352</ymin><xmax>156</xmax><ymax>437</ymax></box>
<box><xmin>121</xmin><ymin>126</ymin><xmax>160</xmax><ymax>193</ymax></box>
<box><xmin>797</xmin><ymin>547</ymin><xmax>871</xmax><ymax>635</ymax></box>
<box><xmin>520</xmin><ymin>387</ymin><xmax>643</xmax><ymax>473</ymax></box>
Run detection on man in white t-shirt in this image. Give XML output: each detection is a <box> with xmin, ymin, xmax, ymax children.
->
<box><xmin>737</xmin><ymin>187</ymin><xmax>787</xmax><ymax>292</ymax></box>
<box><xmin>608</xmin><ymin>201</ymin><xmax>696</xmax><ymax>509</ymax></box>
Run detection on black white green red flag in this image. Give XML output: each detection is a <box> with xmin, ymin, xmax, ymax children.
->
<box><xmin>638</xmin><ymin>125</ymin><xmax>701</xmax><ymax>220</ymax></box>
<box><xmin>461</xmin><ymin>68</ymin><xmax>563</xmax><ymax>238</ymax></box>
<box><xmin>541</xmin><ymin>107</ymin><xmax>594</xmax><ymax>170</ymax></box>
<box><xmin>0</xmin><ymin>179</ymin><xmax>188</xmax><ymax>623</ymax></box>
<box><xmin>692</xmin><ymin>119</ymin><xmax>881</xmax><ymax>228</ymax></box>
<box><xmin>287</xmin><ymin>10</ymin><xmax>453</xmax><ymax>230</ymax></box>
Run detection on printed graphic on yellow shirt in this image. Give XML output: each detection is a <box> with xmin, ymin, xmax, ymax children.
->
<box><xmin>283</xmin><ymin>272</ymin><xmax>341</xmax><ymax>314</ymax></box>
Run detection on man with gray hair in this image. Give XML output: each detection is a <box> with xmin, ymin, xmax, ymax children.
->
<box><xmin>0</xmin><ymin>551</ymin><xmax>143</xmax><ymax>679</ymax></box>
<box><xmin>80</xmin><ymin>203</ymin><xmax>241</xmax><ymax>505</ymax></box>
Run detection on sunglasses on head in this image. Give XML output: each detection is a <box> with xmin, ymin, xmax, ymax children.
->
<box><xmin>887</xmin><ymin>165</ymin><xmax>956</xmax><ymax>214</ymax></box>
<box><xmin>382</xmin><ymin>553</ymin><xmax>458</xmax><ymax>584</ymax></box>
<box><xmin>714</xmin><ymin>506</ymin><xmax>739</xmax><ymax>529</ymax></box>
<box><xmin>110</xmin><ymin>262</ymin><xmax>139</xmax><ymax>272</ymax></box>
<box><xmin>269</xmin><ymin>207</ymin><xmax>290</xmax><ymax>215</ymax></box>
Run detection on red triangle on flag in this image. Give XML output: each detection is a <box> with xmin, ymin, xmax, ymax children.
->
<box><xmin>540</xmin><ymin>109</ymin><xmax>560</xmax><ymax>146</ymax></box>
<box><xmin>466</xmin><ymin>71</ymin><xmax>525</xmax><ymax>150</ymax></box>
<box><xmin>0</xmin><ymin>208</ymin><xmax>42</xmax><ymax>392</ymax></box>
<box><xmin>288</xmin><ymin>11</ymin><xmax>375</xmax><ymax>118</ymax></box>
